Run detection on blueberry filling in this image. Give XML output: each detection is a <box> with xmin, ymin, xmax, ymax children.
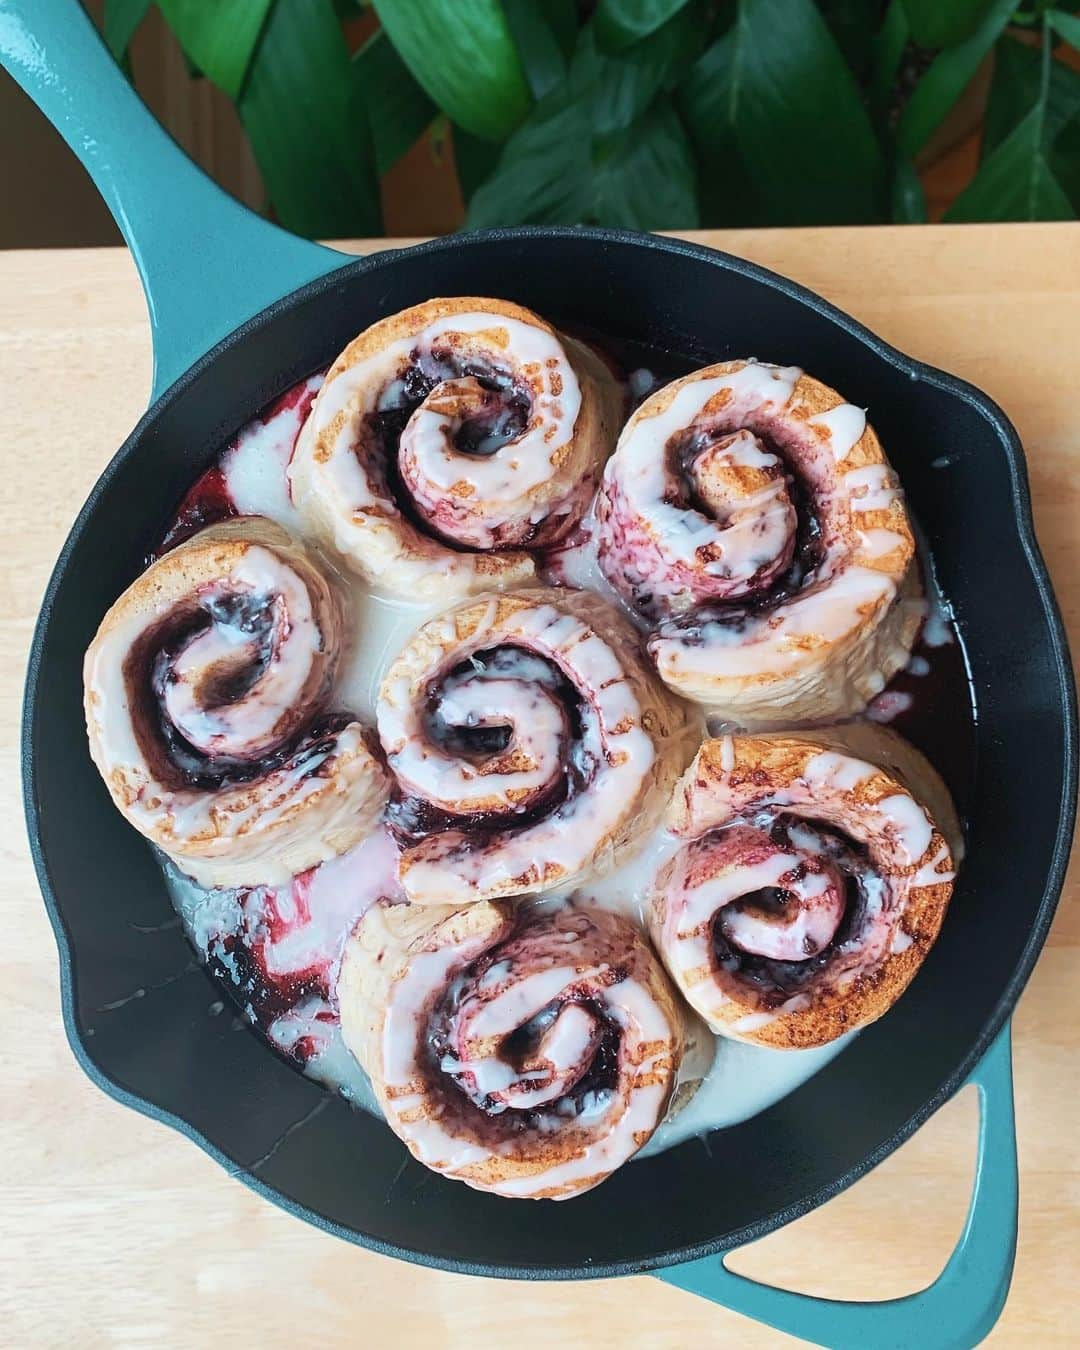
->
<box><xmin>153</xmin><ymin>465</ymin><xmax>237</xmax><ymax>560</ymax></box>
<box><xmin>425</xmin><ymin>950</ymin><xmax>622</xmax><ymax>1139</ymax></box>
<box><xmin>707</xmin><ymin>814</ymin><xmax>880</xmax><ymax>1006</ymax></box>
<box><xmin>125</xmin><ymin>592</ymin><xmax>343</xmax><ymax>791</ymax></box>
<box><xmin>207</xmin><ymin>931</ymin><xmax>326</xmax><ymax>1034</ymax></box>
<box><xmin>387</xmin><ymin>645</ymin><xmax>596</xmax><ymax>844</ymax></box>
<box><xmin>367</xmin><ymin>345</ymin><xmax>536</xmax><ymax>552</ymax></box>
<box><xmin>644</xmin><ymin>424</ymin><xmax>825</xmax><ymax>628</ymax></box>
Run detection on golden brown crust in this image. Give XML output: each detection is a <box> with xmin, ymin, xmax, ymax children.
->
<box><xmin>377</xmin><ymin>586</ymin><xmax>702</xmax><ymax>904</ymax></box>
<box><xmin>339</xmin><ymin>899</ymin><xmax>688</xmax><ymax>1199</ymax></box>
<box><xmin>652</xmin><ymin>726</ymin><xmax>956</xmax><ymax>1049</ymax></box>
<box><xmin>604</xmin><ymin>360</ymin><xmax>921</xmax><ymax>725</ymax></box>
<box><xmin>83</xmin><ymin>517</ymin><xmax>389</xmax><ymax>887</ymax></box>
<box><xmin>779</xmin><ymin>722</ymin><xmax>963</xmax><ymax>863</ymax></box>
<box><xmin>290</xmin><ymin>298</ymin><xmax>622</xmax><ymax>601</ymax></box>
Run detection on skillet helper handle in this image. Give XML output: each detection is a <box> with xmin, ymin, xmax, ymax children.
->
<box><xmin>657</xmin><ymin>1022</ymin><xmax>1018</xmax><ymax>1350</ymax></box>
<box><xmin>0</xmin><ymin>0</ymin><xmax>348</xmax><ymax>400</ymax></box>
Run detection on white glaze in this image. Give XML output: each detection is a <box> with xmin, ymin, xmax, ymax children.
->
<box><xmin>598</xmin><ymin>363</ymin><xmax>804</xmax><ymax>608</ymax></box>
<box><xmin>377</xmin><ymin>595</ymin><xmax>661</xmax><ymax>905</ymax></box>
<box><xmin>84</xmin><ymin>524</ymin><xmax>389</xmax><ymax>888</ymax></box>
<box><xmin>647</xmin><ymin>738</ymin><xmax>952</xmax><ymax>1041</ymax></box>
<box><xmin>148</xmin><ymin>366</ymin><xmax>959</xmax><ymax>1171</ymax></box>
<box><xmin>86</xmin><ymin>543</ymin><xmax>320</xmax><ymax>801</ymax></box>
<box><xmin>267</xmin><ymin>997</ymin><xmax>378</xmax><ymax>1112</ymax></box>
<box><xmin>677</xmin><ymin>846</ymin><xmax>843</xmax><ymax>968</ymax></box>
<box><xmin>845</xmin><ymin>463</ymin><xmax>900</xmax><ymax>512</ymax></box>
<box><xmin>809</xmin><ymin>402</ymin><xmax>866</xmax><ymax>463</ymax></box>
<box><xmin>263</xmin><ymin>827</ymin><xmax>401</xmax><ymax>982</ymax></box>
<box><xmin>311</xmin><ymin>311</ymin><xmax>581</xmax><ymax>503</ymax></box>
<box><xmin>385</xmin><ymin>648</ymin><xmax>569</xmax><ymax>809</ymax></box>
<box><xmin>596</xmin><ymin>360</ymin><xmax>918</xmax><ymax>724</ymax></box>
<box><xmin>287</xmin><ymin>310</ymin><xmax>593</xmax><ymax>599</ymax></box>
<box><xmin>221</xmin><ymin>374</ymin><xmax>323</xmax><ymax>528</ymax></box>
<box><xmin>803</xmin><ymin>750</ymin><xmax>875</xmax><ymax>793</ymax></box>
<box><xmin>876</xmin><ymin>792</ymin><xmax>934</xmax><ymax>862</ymax></box>
<box><xmin>653</xmin><ymin>565</ymin><xmax>897</xmax><ymax>681</ymax></box>
<box><xmin>858</xmin><ymin>526</ymin><xmax>907</xmax><ymax>561</ymax></box>
<box><xmin>639</xmin><ymin>1030</ymin><xmax>855</xmax><ymax>1155</ymax></box>
<box><xmin>541</xmin><ymin>509</ymin><xmax>640</xmax><ymax>615</ymax></box>
<box><xmin>162</xmin><ymin>826</ymin><xmax>402</xmax><ymax>1115</ymax></box>
<box><xmin>356</xmin><ymin>903</ymin><xmax>686</xmax><ymax>1198</ymax></box>
<box><xmin>161</xmin><ymin>553</ymin><xmax>316</xmax><ymax>759</ymax></box>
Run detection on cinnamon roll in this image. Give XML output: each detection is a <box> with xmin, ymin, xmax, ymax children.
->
<box><xmin>376</xmin><ymin>587</ymin><xmax>700</xmax><ymax>905</ymax></box>
<box><xmin>338</xmin><ymin>898</ymin><xmax>689</xmax><ymax>1198</ymax></box>
<box><xmin>648</xmin><ymin>725</ymin><xmax>959</xmax><ymax>1048</ymax></box>
<box><xmin>83</xmin><ymin>518</ymin><xmax>389</xmax><ymax>888</ymax></box>
<box><xmin>596</xmin><ymin>361</ymin><xmax>921</xmax><ymax>726</ymax></box>
<box><xmin>289</xmin><ymin>297</ymin><xmax>621</xmax><ymax>600</ymax></box>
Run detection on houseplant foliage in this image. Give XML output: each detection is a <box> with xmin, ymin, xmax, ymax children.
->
<box><xmin>102</xmin><ymin>0</ymin><xmax>1080</xmax><ymax>235</ymax></box>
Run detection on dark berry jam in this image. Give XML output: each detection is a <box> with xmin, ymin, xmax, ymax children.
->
<box><xmin>708</xmin><ymin>815</ymin><xmax>875</xmax><ymax>1006</ymax></box>
<box><xmin>155</xmin><ymin>465</ymin><xmax>237</xmax><ymax>559</ymax></box>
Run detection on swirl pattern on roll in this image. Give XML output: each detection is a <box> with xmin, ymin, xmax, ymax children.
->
<box><xmin>338</xmin><ymin>898</ymin><xmax>688</xmax><ymax>1199</ymax></box>
<box><xmin>83</xmin><ymin>518</ymin><xmax>389</xmax><ymax>887</ymax></box>
<box><xmin>596</xmin><ymin>360</ymin><xmax>921</xmax><ymax>725</ymax></box>
<box><xmin>648</xmin><ymin>727</ymin><xmax>958</xmax><ymax>1048</ymax></box>
<box><xmin>376</xmin><ymin>587</ymin><xmax>699</xmax><ymax>905</ymax></box>
<box><xmin>289</xmin><ymin>298</ymin><xmax>621</xmax><ymax>601</ymax></box>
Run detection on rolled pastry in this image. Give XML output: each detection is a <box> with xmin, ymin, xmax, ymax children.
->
<box><xmin>83</xmin><ymin>518</ymin><xmax>389</xmax><ymax>887</ymax></box>
<box><xmin>648</xmin><ymin>724</ymin><xmax>959</xmax><ymax>1048</ymax></box>
<box><xmin>289</xmin><ymin>297</ymin><xmax>621</xmax><ymax>600</ymax></box>
<box><xmin>596</xmin><ymin>360</ymin><xmax>922</xmax><ymax>725</ymax></box>
<box><xmin>376</xmin><ymin>586</ymin><xmax>700</xmax><ymax>904</ymax></box>
<box><xmin>338</xmin><ymin>898</ymin><xmax>689</xmax><ymax>1199</ymax></box>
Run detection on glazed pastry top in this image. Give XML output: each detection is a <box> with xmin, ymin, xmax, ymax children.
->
<box><xmin>85</xmin><ymin>300</ymin><xmax>966</xmax><ymax>1192</ymax></box>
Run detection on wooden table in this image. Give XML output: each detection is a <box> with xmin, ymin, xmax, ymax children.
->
<box><xmin>1</xmin><ymin>226</ymin><xmax>1076</xmax><ymax>1347</ymax></box>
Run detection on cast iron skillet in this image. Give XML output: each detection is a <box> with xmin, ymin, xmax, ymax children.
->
<box><xmin>6</xmin><ymin>1</ymin><xmax>1077</xmax><ymax>1343</ymax></box>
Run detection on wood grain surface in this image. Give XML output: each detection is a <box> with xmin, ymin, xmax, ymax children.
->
<box><xmin>0</xmin><ymin>225</ymin><xmax>1076</xmax><ymax>1348</ymax></box>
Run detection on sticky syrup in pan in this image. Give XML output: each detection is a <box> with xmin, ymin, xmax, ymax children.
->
<box><xmin>159</xmin><ymin>327</ymin><xmax>978</xmax><ymax>1154</ymax></box>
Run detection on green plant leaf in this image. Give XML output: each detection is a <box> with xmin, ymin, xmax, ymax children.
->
<box><xmin>590</xmin><ymin>98</ymin><xmax>699</xmax><ymax>226</ymax></box>
<box><xmin>537</xmin><ymin>0</ymin><xmax>578</xmax><ymax>57</ymax></box>
<box><xmin>454</xmin><ymin>126</ymin><xmax>504</xmax><ymax>201</ymax></box>
<box><xmin>945</xmin><ymin>105</ymin><xmax>1074</xmax><ymax>218</ymax></box>
<box><xmin>900</xmin><ymin>0</ymin><xmax>995</xmax><ymax>49</ymax></box>
<box><xmin>983</xmin><ymin>34</ymin><xmax>1080</xmax><ymax>157</ymax></box>
<box><xmin>681</xmin><ymin>0</ymin><xmax>886</xmax><ymax>225</ymax></box>
<box><xmin>158</xmin><ymin>0</ymin><xmax>274</xmax><ymax>99</ymax></box>
<box><xmin>354</xmin><ymin>30</ymin><xmax>436</xmax><ymax>175</ymax></box>
<box><xmin>947</xmin><ymin>27</ymin><xmax>1077</xmax><ymax>225</ymax></box>
<box><xmin>240</xmin><ymin>0</ymin><xmax>381</xmax><ymax>236</ymax></box>
<box><xmin>870</xmin><ymin>0</ymin><xmax>908</xmax><ymax>126</ymax></box>
<box><xmin>1051</xmin><ymin>112</ymin><xmax>1080</xmax><ymax>210</ymax></box>
<box><xmin>594</xmin><ymin>0</ymin><xmax>691</xmax><ymax>53</ymax></box>
<box><xmin>816</xmin><ymin>0</ymin><xmax>880</xmax><ymax>80</ymax></box>
<box><xmin>580</xmin><ymin>5</ymin><xmax>706</xmax><ymax>136</ymax></box>
<box><xmin>465</xmin><ymin>83</ymin><xmax>698</xmax><ymax>228</ymax></box>
<box><xmin>890</xmin><ymin>151</ymin><xmax>927</xmax><ymax>221</ymax></box>
<box><xmin>897</xmin><ymin>0</ymin><xmax>1015</xmax><ymax>157</ymax></box>
<box><xmin>464</xmin><ymin>1</ymin><xmax>705</xmax><ymax>227</ymax></box>
<box><xmin>103</xmin><ymin>0</ymin><xmax>151</xmax><ymax>60</ymax></box>
<box><xmin>976</xmin><ymin>25</ymin><xmax>1080</xmax><ymax>217</ymax></box>
<box><xmin>678</xmin><ymin>33</ymin><xmax>765</xmax><ymax>224</ymax></box>
<box><xmin>373</xmin><ymin>0</ymin><xmax>530</xmax><ymax>141</ymax></box>
<box><xmin>1049</xmin><ymin>10</ymin><xmax>1080</xmax><ymax>50</ymax></box>
<box><xmin>503</xmin><ymin>0</ymin><xmax>573</xmax><ymax>99</ymax></box>
<box><xmin>466</xmin><ymin>84</ymin><xmax>592</xmax><ymax>226</ymax></box>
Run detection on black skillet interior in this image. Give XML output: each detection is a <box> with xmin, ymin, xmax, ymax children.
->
<box><xmin>25</xmin><ymin>229</ymin><xmax>1076</xmax><ymax>1279</ymax></box>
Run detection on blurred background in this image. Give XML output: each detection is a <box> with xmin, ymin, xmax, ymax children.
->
<box><xmin>3</xmin><ymin>0</ymin><xmax>1080</xmax><ymax>248</ymax></box>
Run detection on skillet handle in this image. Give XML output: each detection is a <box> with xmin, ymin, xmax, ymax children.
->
<box><xmin>0</xmin><ymin>0</ymin><xmax>350</xmax><ymax>400</ymax></box>
<box><xmin>657</xmin><ymin>1021</ymin><xmax>1018</xmax><ymax>1350</ymax></box>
